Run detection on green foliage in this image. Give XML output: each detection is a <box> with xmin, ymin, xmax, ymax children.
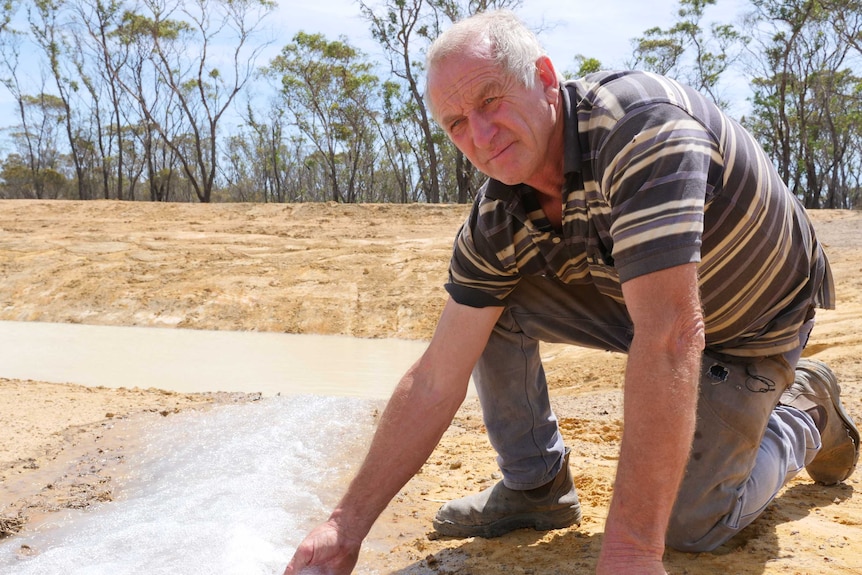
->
<box><xmin>568</xmin><ymin>56</ymin><xmax>603</xmax><ymax>78</ymax></box>
<box><xmin>630</xmin><ymin>0</ymin><xmax>745</xmax><ymax>107</ymax></box>
<box><xmin>0</xmin><ymin>153</ymin><xmax>69</xmax><ymax>199</ymax></box>
<box><xmin>116</xmin><ymin>11</ymin><xmax>190</xmax><ymax>43</ymax></box>
<box><xmin>265</xmin><ymin>31</ymin><xmax>381</xmax><ymax>203</ymax></box>
<box><xmin>744</xmin><ymin>0</ymin><xmax>862</xmax><ymax>208</ymax></box>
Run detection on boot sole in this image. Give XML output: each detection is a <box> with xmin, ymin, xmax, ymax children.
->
<box><xmin>432</xmin><ymin>504</ymin><xmax>582</xmax><ymax>539</ymax></box>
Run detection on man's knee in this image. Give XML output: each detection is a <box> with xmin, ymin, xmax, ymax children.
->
<box><xmin>666</xmin><ymin>515</ymin><xmax>728</xmax><ymax>553</ymax></box>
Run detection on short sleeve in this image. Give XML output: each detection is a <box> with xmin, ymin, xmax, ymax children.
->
<box><xmin>593</xmin><ymin>102</ymin><xmax>722</xmax><ymax>283</ymax></box>
<box><xmin>445</xmin><ymin>201</ymin><xmax>520</xmax><ymax>307</ymax></box>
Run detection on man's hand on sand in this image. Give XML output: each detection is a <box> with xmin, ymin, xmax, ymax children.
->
<box><xmin>283</xmin><ymin>519</ymin><xmax>362</xmax><ymax>575</ymax></box>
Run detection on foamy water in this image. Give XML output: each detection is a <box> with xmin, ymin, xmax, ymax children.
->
<box><xmin>0</xmin><ymin>395</ymin><xmax>381</xmax><ymax>574</ymax></box>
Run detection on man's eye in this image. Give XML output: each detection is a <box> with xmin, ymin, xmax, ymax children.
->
<box><xmin>483</xmin><ymin>97</ymin><xmax>497</xmax><ymax>106</ymax></box>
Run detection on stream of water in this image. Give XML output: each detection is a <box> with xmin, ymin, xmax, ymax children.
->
<box><xmin>0</xmin><ymin>321</ymin><xmax>441</xmax><ymax>574</ymax></box>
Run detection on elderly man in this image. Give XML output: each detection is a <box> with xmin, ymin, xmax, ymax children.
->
<box><xmin>284</xmin><ymin>10</ymin><xmax>858</xmax><ymax>575</ymax></box>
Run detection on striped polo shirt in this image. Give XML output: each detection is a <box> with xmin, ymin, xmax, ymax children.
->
<box><xmin>446</xmin><ymin>70</ymin><xmax>834</xmax><ymax>357</ymax></box>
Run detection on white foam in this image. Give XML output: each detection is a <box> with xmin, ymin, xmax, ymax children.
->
<box><xmin>0</xmin><ymin>396</ymin><xmax>381</xmax><ymax>574</ymax></box>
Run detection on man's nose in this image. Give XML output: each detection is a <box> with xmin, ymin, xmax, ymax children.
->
<box><xmin>470</xmin><ymin>114</ymin><xmax>497</xmax><ymax>148</ymax></box>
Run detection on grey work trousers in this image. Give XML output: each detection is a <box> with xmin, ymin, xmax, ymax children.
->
<box><xmin>472</xmin><ymin>275</ymin><xmax>820</xmax><ymax>552</ymax></box>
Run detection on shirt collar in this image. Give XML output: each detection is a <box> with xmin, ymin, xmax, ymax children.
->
<box><xmin>561</xmin><ymin>81</ymin><xmax>582</xmax><ymax>176</ymax></box>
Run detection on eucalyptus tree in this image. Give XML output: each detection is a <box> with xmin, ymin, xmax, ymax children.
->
<box><xmin>0</xmin><ymin>0</ymin><xmax>11</xmax><ymax>31</ymax></box>
<box><xmin>265</xmin><ymin>32</ymin><xmax>381</xmax><ymax>203</ymax></box>
<box><xmin>823</xmin><ymin>0</ymin><xmax>862</xmax><ymax>56</ymax></box>
<box><xmin>0</xmin><ymin>150</ymin><xmax>69</xmax><ymax>199</ymax></box>
<box><xmin>629</xmin><ymin>0</ymin><xmax>745</xmax><ymax>108</ymax></box>
<box><xmin>73</xmin><ymin>0</ymin><xmax>132</xmax><ymax>200</ymax></box>
<box><xmin>112</xmin><ymin>9</ymin><xmax>186</xmax><ymax>201</ymax></box>
<box><xmin>359</xmin><ymin>0</ymin><xmax>442</xmax><ymax>202</ymax></box>
<box><xmin>234</xmin><ymin>106</ymin><xmax>293</xmax><ymax>203</ymax></box>
<box><xmin>220</xmin><ymin>132</ymin><xmax>259</xmax><ymax>201</ymax></box>
<box><xmin>569</xmin><ymin>56</ymin><xmax>603</xmax><ymax>78</ymax></box>
<box><xmin>252</xmin><ymin>107</ymin><xmax>292</xmax><ymax>203</ymax></box>
<box><xmin>820</xmin><ymin>0</ymin><xmax>862</xmax><ymax>208</ymax></box>
<box><xmin>0</xmin><ymin>93</ymin><xmax>68</xmax><ymax>198</ymax></box>
<box><xmin>744</xmin><ymin>0</ymin><xmax>862</xmax><ymax>208</ymax></box>
<box><xmin>28</xmin><ymin>0</ymin><xmax>93</xmax><ymax>199</ymax></box>
<box><xmin>69</xmin><ymin>45</ymin><xmax>112</xmax><ymax>200</ymax></box>
<box><xmin>0</xmin><ymin>18</ymin><xmax>43</xmax><ymax>199</ymax></box>
<box><xmin>111</xmin><ymin>0</ymin><xmax>274</xmax><ymax>202</ymax></box>
<box><xmin>374</xmin><ymin>79</ymin><xmax>418</xmax><ymax>203</ymax></box>
<box><xmin>222</xmin><ymin>107</ymin><xmax>306</xmax><ymax>203</ymax></box>
<box><xmin>0</xmin><ymin>1</ymin><xmax>74</xmax><ymax>199</ymax></box>
<box><xmin>118</xmin><ymin>123</ymin><xmax>147</xmax><ymax>201</ymax></box>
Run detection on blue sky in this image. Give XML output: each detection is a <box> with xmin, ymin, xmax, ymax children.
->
<box><xmin>269</xmin><ymin>0</ymin><xmax>751</xmax><ymax>124</ymax></box>
<box><xmin>277</xmin><ymin>0</ymin><xmax>749</xmax><ymax>74</ymax></box>
<box><xmin>273</xmin><ymin>0</ymin><xmax>753</xmax><ymax>118</ymax></box>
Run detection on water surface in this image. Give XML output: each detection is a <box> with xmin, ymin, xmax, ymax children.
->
<box><xmin>0</xmin><ymin>396</ymin><xmax>380</xmax><ymax>574</ymax></box>
<box><xmin>0</xmin><ymin>321</ymin><xmax>449</xmax><ymax>574</ymax></box>
<box><xmin>0</xmin><ymin>320</ymin><xmax>428</xmax><ymax>397</ymax></box>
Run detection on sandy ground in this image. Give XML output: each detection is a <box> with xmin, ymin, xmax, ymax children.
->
<box><xmin>0</xmin><ymin>200</ymin><xmax>860</xmax><ymax>574</ymax></box>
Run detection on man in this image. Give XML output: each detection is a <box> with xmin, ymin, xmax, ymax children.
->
<box><xmin>285</xmin><ymin>10</ymin><xmax>859</xmax><ymax>575</ymax></box>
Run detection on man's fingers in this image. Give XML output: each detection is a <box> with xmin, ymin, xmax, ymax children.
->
<box><xmin>282</xmin><ymin>549</ymin><xmax>310</xmax><ymax>575</ymax></box>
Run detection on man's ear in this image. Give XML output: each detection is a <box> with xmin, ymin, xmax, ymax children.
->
<box><xmin>536</xmin><ymin>55</ymin><xmax>560</xmax><ymax>98</ymax></box>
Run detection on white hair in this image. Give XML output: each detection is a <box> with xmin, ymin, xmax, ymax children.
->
<box><xmin>425</xmin><ymin>10</ymin><xmax>547</xmax><ymax>113</ymax></box>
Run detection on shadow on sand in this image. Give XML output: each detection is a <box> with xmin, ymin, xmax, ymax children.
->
<box><xmin>387</xmin><ymin>482</ymin><xmax>854</xmax><ymax>574</ymax></box>
<box><xmin>390</xmin><ymin>528</ymin><xmax>602</xmax><ymax>575</ymax></box>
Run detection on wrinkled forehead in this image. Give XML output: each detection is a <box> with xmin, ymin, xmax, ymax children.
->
<box><xmin>434</xmin><ymin>66</ymin><xmax>512</xmax><ymax>125</ymax></box>
<box><xmin>426</xmin><ymin>44</ymin><xmax>506</xmax><ymax>121</ymax></box>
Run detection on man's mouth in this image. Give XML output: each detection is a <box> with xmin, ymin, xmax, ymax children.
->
<box><xmin>486</xmin><ymin>142</ymin><xmax>514</xmax><ymax>163</ymax></box>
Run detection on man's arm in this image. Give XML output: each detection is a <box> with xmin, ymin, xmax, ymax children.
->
<box><xmin>597</xmin><ymin>262</ymin><xmax>705</xmax><ymax>575</ymax></box>
<box><xmin>284</xmin><ymin>297</ymin><xmax>503</xmax><ymax>575</ymax></box>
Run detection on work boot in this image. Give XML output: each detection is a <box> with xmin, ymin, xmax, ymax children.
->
<box><xmin>780</xmin><ymin>359</ymin><xmax>860</xmax><ymax>485</ymax></box>
<box><xmin>432</xmin><ymin>449</ymin><xmax>581</xmax><ymax>538</ymax></box>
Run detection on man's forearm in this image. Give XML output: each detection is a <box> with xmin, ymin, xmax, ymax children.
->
<box><xmin>284</xmin><ymin>299</ymin><xmax>500</xmax><ymax>575</ymax></box>
<box><xmin>328</xmin><ymin>364</ymin><xmax>467</xmax><ymax>538</ymax></box>
<box><xmin>602</xmin><ymin>334</ymin><xmax>701</xmax><ymax>561</ymax></box>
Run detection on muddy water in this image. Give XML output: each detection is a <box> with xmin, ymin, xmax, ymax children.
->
<box><xmin>0</xmin><ymin>321</ymin><xmax>455</xmax><ymax>574</ymax></box>
<box><xmin>0</xmin><ymin>320</ymin><xmax>430</xmax><ymax>398</ymax></box>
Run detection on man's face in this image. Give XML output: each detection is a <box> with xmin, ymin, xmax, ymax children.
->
<box><xmin>427</xmin><ymin>45</ymin><xmax>559</xmax><ymax>187</ymax></box>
